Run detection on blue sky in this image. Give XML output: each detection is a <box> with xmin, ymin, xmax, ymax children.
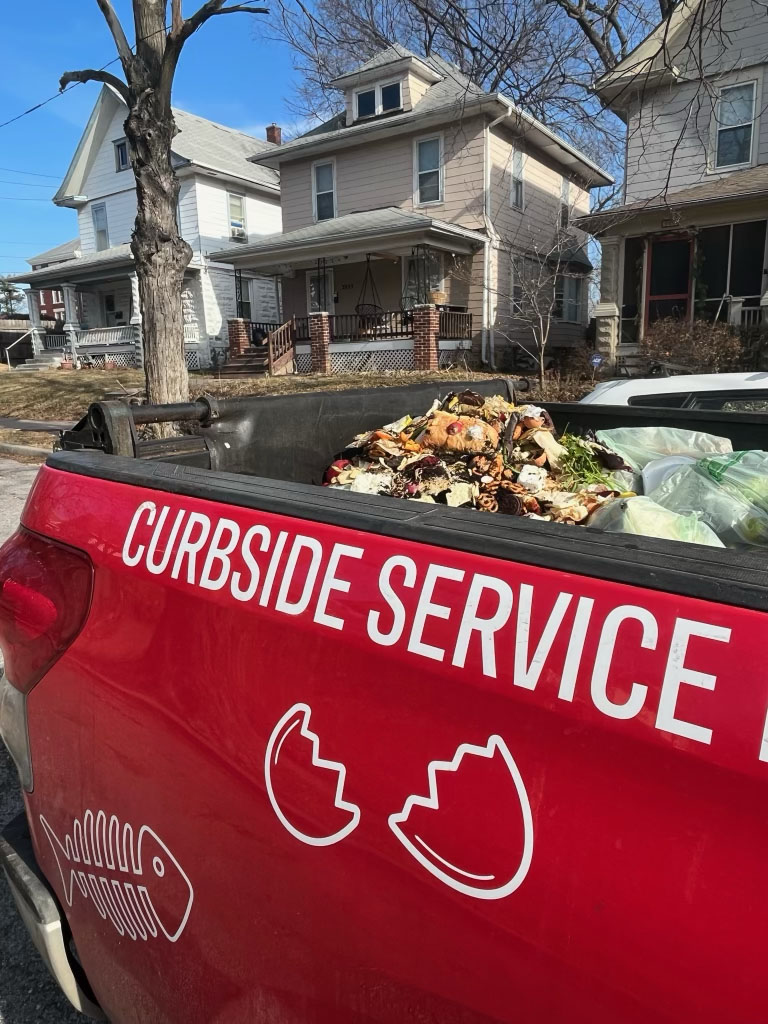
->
<box><xmin>0</xmin><ymin>1</ymin><xmax>301</xmax><ymax>275</ymax></box>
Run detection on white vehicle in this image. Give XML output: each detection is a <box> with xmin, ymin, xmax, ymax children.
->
<box><xmin>581</xmin><ymin>372</ymin><xmax>768</xmax><ymax>410</ymax></box>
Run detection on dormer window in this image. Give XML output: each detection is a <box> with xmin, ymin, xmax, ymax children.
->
<box><xmin>355</xmin><ymin>80</ymin><xmax>403</xmax><ymax>120</ymax></box>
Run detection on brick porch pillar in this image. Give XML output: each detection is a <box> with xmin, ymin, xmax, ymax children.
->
<box><xmin>412</xmin><ymin>303</ymin><xmax>439</xmax><ymax>370</ymax></box>
<box><xmin>309</xmin><ymin>311</ymin><xmax>332</xmax><ymax>373</ymax></box>
<box><xmin>227</xmin><ymin>318</ymin><xmax>250</xmax><ymax>359</ymax></box>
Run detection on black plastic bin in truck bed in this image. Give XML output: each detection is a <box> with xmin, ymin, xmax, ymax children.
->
<box><xmin>54</xmin><ymin>377</ymin><xmax>768</xmax><ymax>612</ymax></box>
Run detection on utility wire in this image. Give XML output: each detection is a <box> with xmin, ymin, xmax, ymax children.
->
<box><xmin>0</xmin><ymin>197</ymin><xmax>54</xmax><ymax>202</ymax></box>
<box><xmin>0</xmin><ymin>165</ymin><xmax>62</xmax><ymax>179</ymax></box>
<box><xmin>0</xmin><ymin>179</ymin><xmax>57</xmax><ymax>188</ymax></box>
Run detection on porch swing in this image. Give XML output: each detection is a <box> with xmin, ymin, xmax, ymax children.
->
<box><xmin>355</xmin><ymin>254</ymin><xmax>385</xmax><ymax>320</ymax></box>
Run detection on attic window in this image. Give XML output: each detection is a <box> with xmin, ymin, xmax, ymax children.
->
<box><xmin>715</xmin><ymin>82</ymin><xmax>756</xmax><ymax>169</ymax></box>
<box><xmin>357</xmin><ymin>90</ymin><xmax>376</xmax><ymax>119</ymax></box>
<box><xmin>355</xmin><ymin>81</ymin><xmax>403</xmax><ymax>120</ymax></box>
<box><xmin>114</xmin><ymin>139</ymin><xmax>130</xmax><ymax>172</ymax></box>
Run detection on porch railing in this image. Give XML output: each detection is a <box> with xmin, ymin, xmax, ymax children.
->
<box><xmin>76</xmin><ymin>325</ymin><xmax>135</xmax><ymax>345</ymax></box>
<box><xmin>438</xmin><ymin>311</ymin><xmax>473</xmax><ymax>340</ymax></box>
<box><xmin>329</xmin><ymin>310</ymin><xmax>413</xmax><ymax>341</ymax></box>
<box><xmin>43</xmin><ymin>334</ymin><xmax>68</xmax><ymax>350</ymax></box>
<box><xmin>267</xmin><ymin>319</ymin><xmax>296</xmax><ymax>375</ymax></box>
<box><xmin>183</xmin><ymin>323</ymin><xmax>200</xmax><ymax>342</ymax></box>
<box><xmin>249</xmin><ymin>321</ymin><xmax>281</xmax><ymax>343</ymax></box>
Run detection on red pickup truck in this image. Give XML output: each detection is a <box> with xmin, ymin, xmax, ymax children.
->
<box><xmin>2</xmin><ymin>379</ymin><xmax>767</xmax><ymax>1023</ymax></box>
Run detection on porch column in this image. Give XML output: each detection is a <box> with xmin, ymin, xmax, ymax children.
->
<box><xmin>412</xmin><ymin>303</ymin><xmax>439</xmax><ymax>371</ymax></box>
<box><xmin>61</xmin><ymin>283</ymin><xmax>80</xmax><ymax>368</ymax></box>
<box><xmin>26</xmin><ymin>289</ymin><xmax>42</xmax><ymax>356</ymax></box>
<box><xmin>595</xmin><ymin>235</ymin><xmax>622</xmax><ymax>368</ymax></box>
<box><xmin>227</xmin><ymin>318</ymin><xmax>250</xmax><ymax>359</ymax></box>
<box><xmin>130</xmin><ymin>272</ymin><xmax>144</xmax><ymax>368</ymax></box>
<box><xmin>309</xmin><ymin>312</ymin><xmax>331</xmax><ymax>374</ymax></box>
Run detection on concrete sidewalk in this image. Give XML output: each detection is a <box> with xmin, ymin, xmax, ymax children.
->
<box><xmin>0</xmin><ymin>417</ymin><xmax>74</xmax><ymax>433</ymax></box>
<box><xmin>0</xmin><ymin>459</ymin><xmax>39</xmax><ymax>545</ymax></box>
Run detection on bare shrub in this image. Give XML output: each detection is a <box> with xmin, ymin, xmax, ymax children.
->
<box><xmin>640</xmin><ymin>318</ymin><xmax>744</xmax><ymax>373</ymax></box>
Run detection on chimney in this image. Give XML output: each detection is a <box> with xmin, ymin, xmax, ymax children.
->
<box><xmin>266</xmin><ymin>123</ymin><xmax>282</xmax><ymax>146</ymax></box>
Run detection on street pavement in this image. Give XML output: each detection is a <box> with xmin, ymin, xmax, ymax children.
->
<box><xmin>0</xmin><ymin>458</ymin><xmax>82</xmax><ymax>1024</ymax></box>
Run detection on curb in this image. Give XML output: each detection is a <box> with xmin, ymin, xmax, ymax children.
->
<box><xmin>0</xmin><ymin>441</ymin><xmax>51</xmax><ymax>458</ymax></box>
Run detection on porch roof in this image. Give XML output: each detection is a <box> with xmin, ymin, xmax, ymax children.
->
<box><xmin>9</xmin><ymin>244</ymin><xmax>134</xmax><ymax>286</ymax></box>
<box><xmin>577</xmin><ymin>164</ymin><xmax>768</xmax><ymax>235</ymax></box>
<box><xmin>210</xmin><ymin>207</ymin><xmax>487</xmax><ymax>271</ymax></box>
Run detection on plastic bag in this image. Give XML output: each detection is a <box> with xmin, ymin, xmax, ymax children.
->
<box><xmin>649</xmin><ymin>454</ymin><xmax>768</xmax><ymax>547</ymax></box>
<box><xmin>588</xmin><ymin>496</ymin><xmax>724</xmax><ymax>547</ymax></box>
<box><xmin>595</xmin><ymin>426</ymin><xmax>732</xmax><ymax>473</ymax></box>
<box><xmin>641</xmin><ymin>455</ymin><xmax>696</xmax><ymax>494</ymax></box>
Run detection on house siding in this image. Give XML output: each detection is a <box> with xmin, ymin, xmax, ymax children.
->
<box><xmin>279</xmin><ymin>116</ymin><xmax>486</xmax><ymax>232</ymax></box>
<box><xmin>624</xmin><ymin>0</ymin><xmax>768</xmax><ymax>203</ymax></box>
<box><xmin>194</xmin><ymin>176</ymin><xmax>282</xmax><ymax>255</ymax></box>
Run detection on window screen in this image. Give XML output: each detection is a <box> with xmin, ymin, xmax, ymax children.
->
<box><xmin>730</xmin><ymin>220</ymin><xmax>766</xmax><ymax>297</ymax></box>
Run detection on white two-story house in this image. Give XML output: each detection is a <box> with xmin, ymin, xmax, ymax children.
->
<box><xmin>212</xmin><ymin>45</ymin><xmax>611</xmax><ymax>372</ymax></box>
<box><xmin>12</xmin><ymin>85</ymin><xmax>282</xmax><ymax>369</ymax></box>
<box><xmin>583</xmin><ymin>0</ymin><xmax>768</xmax><ymax>365</ymax></box>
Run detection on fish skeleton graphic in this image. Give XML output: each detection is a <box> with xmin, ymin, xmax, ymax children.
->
<box><xmin>39</xmin><ymin>810</ymin><xmax>194</xmax><ymax>942</ymax></box>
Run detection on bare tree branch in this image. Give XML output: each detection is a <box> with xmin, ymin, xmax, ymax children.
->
<box><xmin>171</xmin><ymin>0</ymin><xmax>184</xmax><ymax>34</ymax></box>
<box><xmin>59</xmin><ymin>68</ymin><xmax>130</xmax><ymax>100</ymax></box>
<box><xmin>173</xmin><ymin>0</ymin><xmax>268</xmax><ymax>45</ymax></box>
<box><xmin>94</xmin><ymin>0</ymin><xmax>134</xmax><ymax>64</ymax></box>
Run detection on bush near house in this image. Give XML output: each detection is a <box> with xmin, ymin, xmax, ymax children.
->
<box><xmin>640</xmin><ymin>318</ymin><xmax>746</xmax><ymax>373</ymax></box>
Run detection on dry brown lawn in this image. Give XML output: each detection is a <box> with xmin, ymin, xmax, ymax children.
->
<box><xmin>0</xmin><ymin>367</ymin><xmax>505</xmax><ymax>422</ymax></box>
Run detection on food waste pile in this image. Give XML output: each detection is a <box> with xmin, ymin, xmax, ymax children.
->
<box><xmin>322</xmin><ymin>390</ymin><xmax>768</xmax><ymax>549</ymax></box>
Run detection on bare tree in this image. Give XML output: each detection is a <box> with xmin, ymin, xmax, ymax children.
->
<box><xmin>60</xmin><ymin>1</ymin><xmax>268</xmax><ymax>418</ymax></box>
<box><xmin>494</xmin><ymin>195</ymin><xmax>592</xmax><ymax>387</ymax></box>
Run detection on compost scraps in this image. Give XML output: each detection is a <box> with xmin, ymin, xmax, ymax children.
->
<box><xmin>323</xmin><ymin>390</ymin><xmax>634</xmax><ymax>524</ymax></box>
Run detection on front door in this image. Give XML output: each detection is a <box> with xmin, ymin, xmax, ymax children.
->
<box><xmin>645</xmin><ymin>236</ymin><xmax>693</xmax><ymax>326</ymax></box>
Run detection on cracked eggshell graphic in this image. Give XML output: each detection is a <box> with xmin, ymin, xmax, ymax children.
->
<box><xmin>265</xmin><ymin>703</ymin><xmax>361</xmax><ymax>847</ymax></box>
<box><xmin>388</xmin><ymin>736</ymin><xmax>534</xmax><ymax>900</ymax></box>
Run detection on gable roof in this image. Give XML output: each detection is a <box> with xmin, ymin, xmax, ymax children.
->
<box><xmin>593</xmin><ymin>0</ymin><xmax>703</xmax><ymax>113</ymax></box>
<box><xmin>28</xmin><ymin>238</ymin><xmax>81</xmax><ymax>268</ymax></box>
<box><xmin>53</xmin><ymin>87</ymin><xmax>279</xmax><ymax>207</ymax></box>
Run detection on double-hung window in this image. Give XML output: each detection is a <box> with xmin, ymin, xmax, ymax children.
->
<box><xmin>715</xmin><ymin>82</ymin><xmax>756</xmax><ymax>168</ymax></box>
<box><xmin>313</xmin><ymin>161</ymin><xmax>336</xmax><ymax>221</ymax></box>
<box><xmin>511</xmin><ymin>148</ymin><xmax>524</xmax><ymax>209</ymax></box>
<box><xmin>355</xmin><ymin>81</ymin><xmax>402</xmax><ymax>120</ymax></box>
<box><xmin>554</xmin><ymin>274</ymin><xmax>583</xmax><ymax>322</ymax></box>
<box><xmin>228</xmin><ymin>193</ymin><xmax>247</xmax><ymax>241</ymax></box>
<box><xmin>415</xmin><ymin>136</ymin><xmax>442</xmax><ymax>205</ymax></box>
<box><xmin>92</xmin><ymin>203</ymin><xmax>109</xmax><ymax>251</ymax></box>
<box><xmin>114</xmin><ymin>138</ymin><xmax>130</xmax><ymax>172</ymax></box>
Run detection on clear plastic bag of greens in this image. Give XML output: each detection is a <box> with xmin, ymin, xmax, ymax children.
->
<box><xmin>588</xmin><ymin>496</ymin><xmax>724</xmax><ymax>547</ymax></box>
<box><xmin>595</xmin><ymin>426</ymin><xmax>732</xmax><ymax>473</ymax></box>
<box><xmin>649</xmin><ymin>454</ymin><xmax>768</xmax><ymax>547</ymax></box>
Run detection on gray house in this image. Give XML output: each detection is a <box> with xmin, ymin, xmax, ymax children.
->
<box><xmin>583</xmin><ymin>0</ymin><xmax>768</xmax><ymax>365</ymax></box>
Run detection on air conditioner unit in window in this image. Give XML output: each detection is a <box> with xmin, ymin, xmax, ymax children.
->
<box><xmin>231</xmin><ymin>227</ymin><xmax>247</xmax><ymax>241</ymax></box>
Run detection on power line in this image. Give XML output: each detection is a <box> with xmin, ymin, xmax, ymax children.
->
<box><xmin>0</xmin><ymin>197</ymin><xmax>54</xmax><ymax>202</ymax></box>
<box><xmin>0</xmin><ymin>165</ymin><xmax>63</xmax><ymax>180</ymax></box>
<box><xmin>0</xmin><ymin>179</ymin><xmax>57</xmax><ymax>188</ymax></box>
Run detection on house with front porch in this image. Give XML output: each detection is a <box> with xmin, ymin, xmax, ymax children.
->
<box><xmin>582</xmin><ymin>0</ymin><xmax>768</xmax><ymax>367</ymax></box>
<box><xmin>11</xmin><ymin>86</ymin><xmax>282</xmax><ymax>370</ymax></box>
<box><xmin>212</xmin><ymin>45</ymin><xmax>612</xmax><ymax>374</ymax></box>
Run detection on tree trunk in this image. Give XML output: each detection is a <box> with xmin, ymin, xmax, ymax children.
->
<box><xmin>125</xmin><ymin>87</ymin><xmax>191</xmax><ymax>420</ymax></box>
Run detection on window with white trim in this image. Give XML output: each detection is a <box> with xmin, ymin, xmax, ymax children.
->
<box><xmin>715</xmin><ymin>82</ymin><xmax>756</xmax><ymax>169</ymax></box>
<box><xmin>511</xmin><ymin>148</ymin><xmax>524</xmax><ymax>209</ymax></box>
<box><xmin>228</xmin><ymin>193</ymin><xmax>247</xmax><ymax>241</ymax></box>
<box><xmin>91</xmin><ymin>203</ymin><xmax>109</xmax><ymax>251</ymax></box>
<box><xmin>313</xmin><ymin>161</ymin><xmax>336</xmax><ymax>221</ymax></box>
<box><xmin>415</xmin><ymin>136</ymin><xmax>442</xmax><ymax>205</ymax></box>
<box><xmin>51</xmin><ymin>290</ymin><xmax>63</xmax><ymax>304</ymax></box>
<box><xmin>560</xmin><ymin>178</ymin><xmax>571</xmax><ymax>230</ymax></box>
<box><xmin>554</xmin><ymin>273</ymin><xmax>584</xmax><ymax>322</ymax></box>
<box><xmin>114</xmin><ymin>138</ymin><xmax>130</xmax><ymax>172</ymax></box>
<box><xmin>355</xmin><ymin>81</ymin><xmax>403</xmax><ymax>120</ymax></box>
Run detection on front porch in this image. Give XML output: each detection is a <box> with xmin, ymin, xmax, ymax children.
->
<box><xmin>11</xmin><ymin>247</ymin><xmax>220</xmax><ymax>371</ymax></box>
<box><xmin>214</xmin><ymin>206</ymin><xmax>485</xmax><ymax>374</ymax></box>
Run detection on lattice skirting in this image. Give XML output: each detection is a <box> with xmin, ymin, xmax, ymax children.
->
<box><xmin>330</xmin><ymin>348</ymin><xmax>414</xmax><ymax>372</ymax></box>
<box><xmin>295</xmin><ymin>350</ymin><xmax>312</xmax><ymax>373</ymax></box>
<box><xmin>185</xmin><ymin>350</ymin><xmax>201</xmax><ymax>370</ymax></box>
<box><xmin>79</xmin><ymin>351</ymin><xmax>138</xmax><ymax>369</ymax></box>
